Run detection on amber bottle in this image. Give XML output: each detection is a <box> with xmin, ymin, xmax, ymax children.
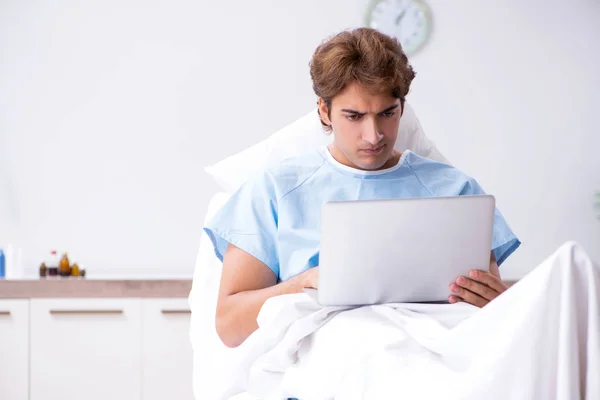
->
<box><xmin>59</xmin><ymin>253</ymin><xmax>71</xmax><ymax>277</ymax></box>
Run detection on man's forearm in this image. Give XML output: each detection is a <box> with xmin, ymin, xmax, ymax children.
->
<box><xmin>216</xmin><ymin>273</ymin><xmax>307</xmax><ymax>348</ymax></box>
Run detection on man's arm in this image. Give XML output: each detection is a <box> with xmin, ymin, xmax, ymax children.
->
<box><xmin>449</xmin><ymin>251</ymin><xmax>508</xmax><ymax>307</ymax></box>
<box><xmin>216</xmin><ymin>244</ymin><xmax>318</xmax><ymax>348</ymax></box>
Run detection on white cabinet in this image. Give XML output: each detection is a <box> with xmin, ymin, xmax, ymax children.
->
<box><xmin>0</xmin><ymin>300</ymin><xmax>29</xmax><ymax>400</ymax></box>
<box><xmin>2</xmin><ymin>297</ymin><xmax>193</xmax><ymax>399</ymax></box>
<box><xmin>30</xmin><ymin>298</ymin><xmax>142</xmax><ymax>400</ymax></box>
<box><xmin>141</xmin><ymin>299</ymin><xmax>193</xmax><ymax>400</ymax></box>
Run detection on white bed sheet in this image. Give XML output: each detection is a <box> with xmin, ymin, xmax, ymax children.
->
<box><xmin>229</xmin><ymin>240</ymin><xmax>599</xmax><ymax>399</ymax></box>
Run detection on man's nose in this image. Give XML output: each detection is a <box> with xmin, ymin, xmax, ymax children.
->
<box><xmin>362</xmin><ymin>118</ymin><xmax>384</xmax><ymax>145</ymax></box>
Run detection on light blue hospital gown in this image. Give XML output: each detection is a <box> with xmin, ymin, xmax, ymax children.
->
<box><xmin>204</xmin><ymin>147</ymin><xmax>521</xmax><ymax>282</ymax></box>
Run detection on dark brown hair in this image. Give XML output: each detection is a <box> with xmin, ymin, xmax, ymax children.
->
<box><xmin>309</xmin><ymin>28</ymin><xmax>416</xmax><ymax>130</ymax></box>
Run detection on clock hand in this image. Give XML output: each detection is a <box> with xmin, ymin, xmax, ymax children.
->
<box><xmin>395</xmin><ymin>10</ymin><xmax>407</xmax><ymax>25</ymax></box>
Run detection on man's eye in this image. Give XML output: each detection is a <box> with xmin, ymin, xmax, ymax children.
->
<box><xmin>381</xmin><ymin>111</ymin><xmax>396</xmax><ymax>118</ymax></box>
<box><xmin>346</xmin><ymin>114</ymin><xmax>362</xmax><ymax>121</ymax></box>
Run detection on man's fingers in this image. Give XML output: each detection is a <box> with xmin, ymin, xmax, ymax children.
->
<box><xmin>455</xmin><ymin>276</ymin><xmax>498</xmax><ymax>301</ymax></box>
<box><xmin>468</xmin><ymin>270</ymin><xmax>507</xmax><ymax>294</ymax></box>
<box><xmin>449</xmin><ymin>283</ymin><xmax>488</xmax><ymax>307</ymax></box>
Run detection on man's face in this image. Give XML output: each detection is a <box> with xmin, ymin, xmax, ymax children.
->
<box><xmin>319</xmin><ymin>81</ymin><xmax>402</xmax><ymax>171</ymax></box>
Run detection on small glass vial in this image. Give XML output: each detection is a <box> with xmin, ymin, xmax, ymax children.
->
<box><xmin>71</xmin><ymin>262</ymin><xmax>80</xmax><ymax>277</ymax></box>
<box><xmin>39</xmin><ymin>263</ymin><xmax>47</xmax><ymax>278</ymax></box>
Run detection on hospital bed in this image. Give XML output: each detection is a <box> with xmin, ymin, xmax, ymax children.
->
<box><xmin>188</xmin><ymin>105</ymin><xmax>599</xmax><ymax>399</ymax></box>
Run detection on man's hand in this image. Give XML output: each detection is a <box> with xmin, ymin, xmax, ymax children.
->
<box><xmin>300</xmin><ymin>266</ymin><xmax>319</xmax><ymax>289</ymax></box>
<box><xmin>292</xmin><ymin>267</ymin><xmax>319</xmax><ymax>289</ymax></box>
<box><xmin>448</xmin><ymin>269</ymin><xmax>508</xmax><ymax>307</ymax></box>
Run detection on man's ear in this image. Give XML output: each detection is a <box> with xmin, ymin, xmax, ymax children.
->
<box><xmin>318</xmin><ymin>98</ymin><xmax>332</xmax><ymax>127</ymax></box>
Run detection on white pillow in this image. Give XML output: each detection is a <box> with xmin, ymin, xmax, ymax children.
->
<box><xmin>205</xmin><ymin>103</ymin><xmax>449</xmax><ymax>193</ymax></box>
<box><xmin>189</xmin><ymin>192</ymin><xmax>241</xmax><ymax>399</ymax></box>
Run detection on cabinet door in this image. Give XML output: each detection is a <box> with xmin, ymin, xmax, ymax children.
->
<box><xmin>141</xmin><ymin>298</ymin><xmax>192</xmax><ymax>400</ymax></box>
<box><xmin>0</xmin><ymin>300</ymin><xmax>29</xmax><ymax>400</ymax></box>
<box><xmin>30</xmin><ymin>298</ymin><xmax>141</xmax><ymax>400</ymax></box>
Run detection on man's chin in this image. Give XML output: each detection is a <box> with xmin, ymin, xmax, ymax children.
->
<box><xmin>353</xmin><ymin>158</ymin><xmax>387</xmax><ymax>171</ymax></box>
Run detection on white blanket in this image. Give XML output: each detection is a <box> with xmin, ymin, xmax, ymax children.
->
<box><xmin>211</xmin><ymin>241</ymin><xmax>599</xmax><ymax>400</ymax></box>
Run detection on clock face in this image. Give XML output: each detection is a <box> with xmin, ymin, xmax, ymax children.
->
<box><xmin>366</xmin><ymin>0</ymin><xmax>432</xmax><ymax>56</ymax></box>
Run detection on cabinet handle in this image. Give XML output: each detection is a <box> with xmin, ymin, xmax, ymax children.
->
<box><xmin>161</xmin><ymin>309</ymin><xmax>191</xmax><ymax>314</ymax></box>
<box><xmin>50</xmin><ymin>309</ymin><xmax>124</xmax><ymax>315</ymax></box>
<box><xmin>0</xmin><ymin>311</ymin><xmax>10</xmax><ymax>316</ymax></box>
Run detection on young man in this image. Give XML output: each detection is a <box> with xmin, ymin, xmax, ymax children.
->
<box><xmin>205</xmin><ymin>28</ymin><xmax>520</xmax><ymax>348</ymax></box>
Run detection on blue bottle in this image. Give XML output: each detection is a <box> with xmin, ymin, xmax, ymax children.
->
<box><xmin>0</xmin><ymin>249</ymin><xmax>5</xmax><ymax>278</ymax></box>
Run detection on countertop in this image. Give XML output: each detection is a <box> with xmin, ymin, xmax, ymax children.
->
<box><xmin>0</xmin><ymin>278</ymin><xmax>193</xmax><ymax>298</ymax></box>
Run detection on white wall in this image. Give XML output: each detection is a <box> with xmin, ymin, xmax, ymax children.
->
<box><xmin>1</xmin><ymin>0</ymin><xmax>598</xmax><ymax>279</ymax></box>
<box><xmin>409</xmin><ymin>1</ymin><xmax>600</xmax><ymax>277</ymax></box>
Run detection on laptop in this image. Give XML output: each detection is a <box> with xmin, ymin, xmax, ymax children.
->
<box><xmin>317</xmin><ymin>195</ymin><xmax>495</xmax><ymax>306</ymax></box>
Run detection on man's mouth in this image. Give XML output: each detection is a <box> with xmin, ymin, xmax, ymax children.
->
<box><xmin>361</xmin><ymin>144</ymin><xmax>385</xmax><ymax>155</ymax></box>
